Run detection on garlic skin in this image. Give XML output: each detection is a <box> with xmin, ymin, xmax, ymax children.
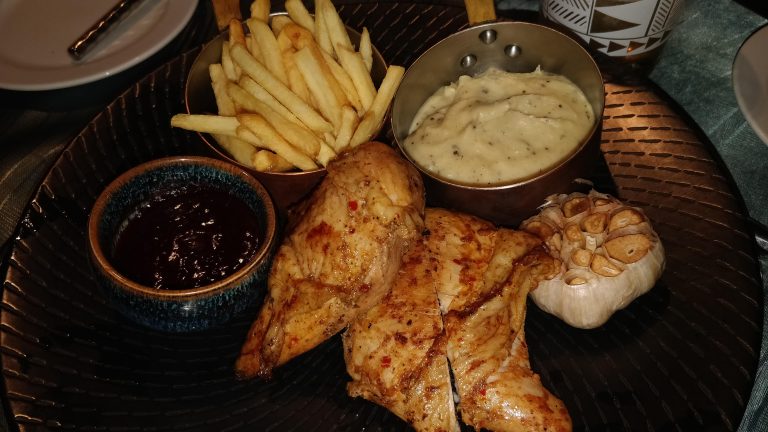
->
<box><xmin>520</xmin><ymin>190</ymin><xmax>665</xmax><ymax>329</ymax></box>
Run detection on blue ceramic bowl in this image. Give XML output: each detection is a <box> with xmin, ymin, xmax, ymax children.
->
<box><xmin>87</xmin><ymin>156</ymin><xmax>277</xmax><ymax>332</ymax></box>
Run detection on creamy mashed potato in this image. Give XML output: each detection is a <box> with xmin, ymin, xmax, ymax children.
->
<box><xmin>404</xmin><ymin>67</ymin><xmax>594</xmax><ymax>186</ymax></box>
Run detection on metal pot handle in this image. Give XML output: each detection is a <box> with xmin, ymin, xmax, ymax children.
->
<box><xmin>463</xmin><ymin>0</ymin><xmax>497</xmax><ymax>25</ymax></box>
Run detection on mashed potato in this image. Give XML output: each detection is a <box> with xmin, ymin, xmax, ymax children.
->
<box><xmin>404</xmin><ymin>67</ymin><xmax>594</xmax><ymax>186</ymax></box>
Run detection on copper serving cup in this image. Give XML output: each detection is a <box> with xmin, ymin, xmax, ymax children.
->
<box><xmin>391</xmin><ymin>0</ymin><xmax>605</xmax><ymax>227</ymax></box>
<box><xmin>185</xmin><ymin>14</ymin><xmax>387</xmax><ymax>212</ymax></box>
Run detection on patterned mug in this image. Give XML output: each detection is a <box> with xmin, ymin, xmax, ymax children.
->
<box><xmin>540</xmin><ymin>0</ymin><xmax>686</xmax><ymax>71</ymax></box>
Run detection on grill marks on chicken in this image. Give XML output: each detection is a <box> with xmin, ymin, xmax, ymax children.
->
<box><xmin>235</xmin><ymin>142</ymin><xmax>426</xmax><ymax>379</ymax></box>
<box><xmin>344</xmin><ymin>208</ymin><xmax>572</xmax><ymax>432</ymax></box>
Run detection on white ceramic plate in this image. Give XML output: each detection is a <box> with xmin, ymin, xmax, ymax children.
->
<box><xmin>0</xmin><ymin>0</ymin><xmax>197</xmax><ymax>91</ymax></box>
<box><xmin>733</xmin><ymin>24</ymin><xmax>768</xmax><ymax>146</ymax></box>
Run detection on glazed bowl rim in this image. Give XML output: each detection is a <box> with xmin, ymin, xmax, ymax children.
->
<box><xmin>87</xmin><ymin>155</ymin><xmax>278</xmax><ymax>300</ymax></box>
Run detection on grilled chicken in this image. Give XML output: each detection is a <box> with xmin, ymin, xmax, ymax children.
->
<box><xmin>235</xmin><ymin>142</ymin><xmax>426</xmax><ymax>379</ymax></box>
<box><xmin>426</xmin><ymin>208</ymin><xmax>572</xmax><ymax>432</ymax></box>
<box><xmin>343</xmin><ymin>238</ymin><xmax>460</xmax><ymax>432</ymax></box>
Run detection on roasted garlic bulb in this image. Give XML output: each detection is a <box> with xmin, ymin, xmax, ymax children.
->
<box><xmin>520</xmin><ymin>190</ymin><xmax>665</xmax><ymax>329</ymax></box>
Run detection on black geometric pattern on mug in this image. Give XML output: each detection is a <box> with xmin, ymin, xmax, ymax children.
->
<box><xmin>546</xmin><ymin>0</ymin><xmax>591</xmax><ymax>29</ymax></box>
<box><xmin>589</xmin><ymin>0</ymin><xmax>645</xmax><ymax>34</ymax></box>
<box><xmin>586</xmin><ymin>29</ymin><xmax>672</xmax><ymax>55</ymax></box>
<box><xmin>548</xmin><ymin>0</ymin><xmax>679</xmax><ymax>37</ymax></box>
<box><xmin>650</xmin><ymin>0</ymin><xmax>684</xmax><ymax>33</ymax></box>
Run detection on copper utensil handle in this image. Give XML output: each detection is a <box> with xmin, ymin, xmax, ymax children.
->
<box><xmin>68</xmin><ymin>0</ymin><xmax>143</xmax><ymax>60</ymax></box>
<box><xmin>463</xmin><ymin>0</ymin><xmax>497</xmax><ymax>25</ymax></box>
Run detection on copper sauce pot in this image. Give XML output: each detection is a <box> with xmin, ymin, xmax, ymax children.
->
<box><xmin>391</xmin><ymin>0</ymin><xmax>605</xmax><ymax>226</ymax></box>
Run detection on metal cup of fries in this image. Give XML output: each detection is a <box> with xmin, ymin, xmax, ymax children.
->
<box><xmin>175</xmin><ymin>0</ymin><xmax>397</xmax><ymax>210</ymax></box>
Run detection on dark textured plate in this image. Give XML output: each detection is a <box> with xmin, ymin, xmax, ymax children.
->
<box><xmin>0</xmin><ymin>2</ymin><xmax>763</xmax><ymax>431</ymax></box>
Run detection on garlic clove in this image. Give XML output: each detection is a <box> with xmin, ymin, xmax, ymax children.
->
<box><xmin>562</xmin><ymin>196</ymin><xmax>590</xmax><ymax>218</ymax></box>
<box><xmin>581</xmin><ymin>212</ymin><xmax>608</xmax><ymax>234</ymax></box>
<box><xmin>564</xmin><ymin>223</ymin><xmax>584</xmax><ymax>244</ymax></box>
<box><xmin>604</xmin><ymin>234</ymin><xmax>652</xmax><ymax>264</ymax></box>
<box><xmin>566</xmin><ymin>276</ymin><xmax>587</xmax><ymax>285</ymax></box>
<box><xmin>570</xmin><ymin>248</ymin><xmax>592</xmax><ymax>267</ymax></box>
<box><xmin>590</xmin><ymin>253</ymin><xmax>623</xmax><ymax>277</ymax></box>
<box><xmin>593</xmin><ymin>198</ymin><xmax>613</xmax><ymax>207</ymax></box>
<box><xmin>608</xmin><ymin>208</ymin><xmax>645</xmax><ymax>232</ymax></box>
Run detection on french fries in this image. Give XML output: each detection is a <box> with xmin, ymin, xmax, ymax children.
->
<box><xmin>171</xmin><ymin>0</ymin><xmax>403</xmax><ymax>173</ymax></box>
<box><xmin>237</xmin><ymin>115</ymin><xmax>318</xmax><ymax>171</ymax></box>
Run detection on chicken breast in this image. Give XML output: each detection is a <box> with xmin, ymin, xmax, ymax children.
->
<box><xmin>235</xmin><ymin>142</ymin><xmax>426</xmax><ymax>379</ymax></box>
<box><xmin>343</xmin><ymin>238</ymin><xmax>460</xmax><ymax>432</ymax></box>
<box><xmin>425</xmin><ymin>208</ymin><xmax>572</xmax><ymax>432</ymax></box>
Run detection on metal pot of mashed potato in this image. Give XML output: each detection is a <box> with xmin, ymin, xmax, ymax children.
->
<box><xmin>391</xmin><ymin>0</ymin><xmax>604</xmax><ymax>226</ymax></box>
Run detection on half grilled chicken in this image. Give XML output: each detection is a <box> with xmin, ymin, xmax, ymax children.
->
<box><xmin>235</xmin><ymin>142</ymin><xmax>425</xmax><ymax>379</ymax></box>
<box><xmin>343</xmin><ymin>237</ymin><xmax>460</xmax><ymax>432</ymax></box>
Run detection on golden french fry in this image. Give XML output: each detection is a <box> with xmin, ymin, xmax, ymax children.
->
<box><xmin>247</xmin><ymin>33</ymin><xmax>265</xmax><ymax>64</ymax></box>
<box><xmin>214</xmin><ymin>134</ymin><xmax>256</xmax><ymax>165</ymax></box>
<box><xmin>247</xmin><ymin>18</ymin><xmax>288</xmax><ymax>86</ymax></box>
<box><xmin>270</xmin><ymin>15</ymin><xmax>293</xmax><ymax>35</ymax></box>
<box><xmin>237</xmin><ymin>116</ymin><xmax>318</xmax><ymax>171</ymax></box>
<box><xmin>319</xmin><ymin>0</ymin><xmax>352</xmax><ymax>58</ymax></box>
<box><xmin>245</xmin><ymin>36</ymin><xmax>254</xmax><ymax>55</ymax></box>
<box><xmin>221</xmin><ymin>41</ymin><xmax>240</xmax><ymax>82</ymax></box>
<box><xmin>285</xmin><ymin>0</ymin><xmax>315</xmax><ymax>33</ymax></box>
<box><xmin>238</xmin><ymin>76</ymin><xmax>302</xmax><ymax>126</ymax></box>
<box><xmin>348</xmin><ymin>110</ymin><xmax>378</xmax><ymax>148</ymax></box>
<box><xmin>228</xmin><ymin>81</ymin><xmax>321</xmax><ymax>156</ymax></box>
<box><xmin>212</xmin><ymin>0</ymin><xmax>241</xmax><ymax>30</ymax></box>
<box><xmin>313</xmin><ymin>0</ymin><xmax>333</xmax><ymax>55</ymax></box>
<box><xmin>369</xmin><ymin>65</ymin><xmax>405</xmax><ymax>117</ymax></box>
<box><xmin>250</xmin><ymin>0</ymin><xmax>270</xmax><ymax>21</ymax></box>
<box><xmin>253</xmin><ymin>149</ymin><xmax>295</xmax><ymax>172</ymax></box>
<box><xmin>229</xmin><ymin>19</ymin><xmax>247</xmax><ymax>46</ymax></box>
<box><xmin>323</xmin><ymin>131</ymin><xmax>336</xmax><ymax>147</ymax></box>
<box><xmin>307</xmin><ymin>43</ymin><xmax>348</xmax><ymax>107</ymax></box>
<box><xmin>209</xmin><ymin>63</ymin><xmax>237</xmax><ymax>116</ymax></box>
<box><xmin>171</xmin><ymin>114</ymin><xmax>239</xmax><ymax>137</ymax></box>
<box><xmin>281</xmin><ymin>22</ymin><xmax>315</xmax><ymax>50</ymax></box>
<box><xmin>230</xmin><ymin>43</ymin><xmax>333</xmax><ymax>133</ymax></box>
<box><xmin>282</xmin><ymin>49</ymin><xmax>311</xmax><ymax>103</ymax></box>
<box><xmin>276</xmin><ymin>29</ymin><xmax>293</xmax><ymax>53</ymax></box>
<box><xmin>321</xmin><ymin>49</ymin><xmax>362</xmax><ymax>113</ymax></box>
<box><xmin>349</xmin><ymin>65</ymin><xmax>405</xmax><ymax>147</ymax></box>
<box><xmin>333</xmin><ymin>105</ymin><xmax>359</xmax><ymax>152</ymax></box>
<box><xmin>336</xmin><ymin>45</ymin><xmax>376</xmax><ymax>111</ymax></box>
<box><xmin>359</xmin><ymin>27</ymin><xmax>373</xmax><ymax>72</ymax></box>
<box><xmin>316</xmin><ymin>141</ymin><xmax>337</xmax><ymax>167</ymax></box>
<box><xmin>294</xmin><ymin>45</ymin><xmax>344</xmax><ymax>130</ymax></box>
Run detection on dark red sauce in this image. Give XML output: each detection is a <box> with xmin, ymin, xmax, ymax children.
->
<box><xmin>112</xmin><ymin>183</ymin><xmax>261</xmax><ymax>290</ymax></box>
